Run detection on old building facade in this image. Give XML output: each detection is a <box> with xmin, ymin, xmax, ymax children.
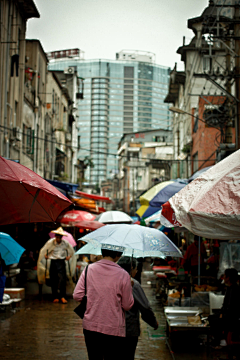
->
<box><xmin>165</xmin><ymin>1</ymin><xmax>237</xmax><ymax>179</ymax></box>
<box><xmin>117</xmin><ymin>129</ymin><xmax>173</xmax><ymax>214</ymax></box>
<box><xmin>0</xmin><ymin>0</ymin><xmax>39</xmax><ymax>161</ymax></box>
<box><xmin>0</xmin><ymin>2</ymin><xmax>80</xmax><ymax>184</ymax></box>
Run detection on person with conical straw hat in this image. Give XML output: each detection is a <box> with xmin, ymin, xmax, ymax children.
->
<box><xmin>37</xmin><ymin>227</ymin><xmax>75</xmax><ymax>303</ymax></box>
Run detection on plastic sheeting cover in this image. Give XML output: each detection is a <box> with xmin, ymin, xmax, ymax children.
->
<box><xmin>218</xmin><ymin>242</ymin><xmax>240</xmax><ymax>278</ymax></box>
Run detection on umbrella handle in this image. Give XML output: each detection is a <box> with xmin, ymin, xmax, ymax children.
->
<box><xmin>66</xmin><ymin>250</ymin><xmax>71</xmax><ymax>277</ymax></box>
<box><xmin>45</xmin><ymin>250</ymin><xmax>48</xmax><ymax>280</ymax></box>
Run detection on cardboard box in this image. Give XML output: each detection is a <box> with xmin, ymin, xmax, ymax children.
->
<box><xmin>4</xmin><ymin>288</ymin><xmax>25</xmax><ymax>300</ymax></box>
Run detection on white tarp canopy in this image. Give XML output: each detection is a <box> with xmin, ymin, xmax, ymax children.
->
<box><xmin>160</xmin><ymin>149</ymin><xmax>240</xmax><ymax>240</ymax></box>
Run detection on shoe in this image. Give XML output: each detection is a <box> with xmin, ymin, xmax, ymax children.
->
<box><xmin>61</xmin><ymin>298</ymin><xmax>68</xmax><ymax>304</ymax></box>
<box><xmin>53</xmin><ymin>299</ymin><xmax>59</xmax><ymax>303</ymax></box>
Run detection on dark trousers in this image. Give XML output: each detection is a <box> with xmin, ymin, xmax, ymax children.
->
<box><xmin>124</xmin><ymin>336</ymin><xmax>138</xmax><ymax>360</ymax></box>
<box><xmin>208</xmin><ymin>314</ymin><xmax>225</xmax><ymax>344</ymax></box>
<box><xmin>50</xmin><ymin>259</ymin><xmax>66</xmax><ymax>299</ymax></box>
<box><xmin>83</xmin><ymin>329</ymin><xmax>125</xmax><ymax>360</ymax></box>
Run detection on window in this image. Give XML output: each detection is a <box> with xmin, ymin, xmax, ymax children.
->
<box><xmin>203</xmin><ymin>56</ymin><xmax>212</xmax><ymax>72</ymax></box>
<box><xmin>14</xmin><ymin>101</ymin><xmax>18</xmax><ymax>127</ymax></box>
<box><xmin>193</xmin><ymin>108</ymin><xmax>198</xmax><ymax>133</ymax></box>
<box><xmin>22</xmin><ymin>125</ymin><xmax>34</xmax><ymax>156</ymax></box>
<box><xmin>153</xmin><ymin>136</ymin><xmax>166</xmax><ymax>142</ymax></box>
<box><xmin>127</xmin><ymin>152</ymin><xmax>139</xmax><ymax>161</ymax></box>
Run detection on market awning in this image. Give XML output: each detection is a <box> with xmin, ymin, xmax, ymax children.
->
<box><xmin>46</xmin><ymin>179</ymin><xmax>79</xmax><ymax>193</ymax></box>
<box><xmin>75</xmin><ymin>190</ymin><xmax>112</xmax><ymax>203</ymax></box>
<box><xmin>69</xmin><ymin>195</ymin><xmax>106</xmax><ymax>214</ymax></box>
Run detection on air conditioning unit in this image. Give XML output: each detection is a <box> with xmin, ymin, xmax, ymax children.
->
<box><xmin>64</xmin><ymin>67</ymin><xmax>75</xmax><ymax>74</ymax></box>
<box><xmin>76</xmin><ymin>92</ymin><xmax>83</xmax><ymax>99</ymax></box>
<box><xmin>12</xmin><ymin>127</ymin><xmax>22</xmax><ymax>141</ymax></box>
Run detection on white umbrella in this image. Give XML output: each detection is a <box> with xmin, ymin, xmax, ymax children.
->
<box><xmin>75</xmin><ymin>242</ymin><xmax>166</xmax><ymax>259</ymax></box>
<box><xmin>78</xmin><ymin>224</ymin><xmax>182</xmax><ymax>258</ymax></box>
<box><xmin>94</xmin><ymin>211</ymin><xmax>133</xmax><ymax>224</ymax></box>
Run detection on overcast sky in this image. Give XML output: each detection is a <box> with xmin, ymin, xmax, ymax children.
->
<box><xmin>26</xmin><ymin>0</ymin><xmax>209</xmax><ymax>70</ymax></box>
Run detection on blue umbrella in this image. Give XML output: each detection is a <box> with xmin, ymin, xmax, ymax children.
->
<box><xmin>136</xmin><ymin>180</ymin><xmax>187</xmax><ymax>219</ymax></box>
<box><xmin>78</xmin><ymin>224</ymin><xmax>182</xmax><ymax>258</ymax></box>
<box><xmin>136</xmin><ymin>205</ymin><xmax>160</xmax><ymax>219</ymax></box>
<box><xmin>0</xmin><ymin>232</ymin><xmax>25</xmax><ymax>265</ymax></box>
<box><xmin>149</xmin><ymin>181</ymin><xmax>186</xmax><ymax>208</ymax></box>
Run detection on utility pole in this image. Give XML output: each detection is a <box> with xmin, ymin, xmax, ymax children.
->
<box><xmin>225</xmin><ymin>19</ymin><xmax>233</xmax><ymax>144</ymax></box>
<box><xmin>177</xmin><ymin>127</ymin><xmax>180</xmax><ymax>177</ymax></box>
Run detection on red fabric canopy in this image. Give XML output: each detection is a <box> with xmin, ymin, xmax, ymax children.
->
<box><xmin>75</xmin><ymin>190</ymin><xmax>112</xmax><ymax>203</ymax></box>
<box><xmin>0</xmin><ymin>156</ymin><xmax>72</xmax><ymax>225</ymax></box>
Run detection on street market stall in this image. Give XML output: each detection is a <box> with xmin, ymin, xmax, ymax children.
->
<box><xmin>164</xmin><ymin>306</ymin><xmax>210</xmax><ymax>347</ymax></box>
<box><xmin>159</xmin><ymin>150</ymin><xmax>240</xmax><ymax>357</ymax></box>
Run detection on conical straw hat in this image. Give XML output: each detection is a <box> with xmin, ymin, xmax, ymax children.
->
<box><xmin>50</xmin><ymin>227</ymin><xmax>66</xmax><ymax>236</ymax></box>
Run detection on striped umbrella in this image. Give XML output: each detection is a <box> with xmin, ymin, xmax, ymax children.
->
<box><xmin>136</xmin><ymin>180</ymin><xmax>186</xmax><ymax>219</ymax></box>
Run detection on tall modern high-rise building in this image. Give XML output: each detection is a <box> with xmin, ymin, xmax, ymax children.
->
<box><xmin>48</xmin><ymin>49</ymin><xmax>171</xmax><ymax>185</ymax></box>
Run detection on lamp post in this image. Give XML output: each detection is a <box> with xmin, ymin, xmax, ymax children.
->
<box><xmin>169</xmin><ymin>106</ymin><xmax>210</xmax><ymax>126</ymax></box>
<box><xmin>169</xmin><ymin>106</ymin><xmax>218</xmax><ymax>127</ymax></box>
<box><xmin>170</xmin><ymin>105</ymin><xmax>233</xmax><ymax>139</ymax></box>
<box><xmin>169</xmin><ymin>106</ymin><xmax>188</xmax><ymax>115</ymax></box>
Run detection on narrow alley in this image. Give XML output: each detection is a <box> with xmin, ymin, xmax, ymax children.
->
<box><xmin>0</xmin><ymin>270</ymin><xmax>171</xmax><ymax>360</ymax></box>
<box><xmin>0</xmin><ymin>269</ymin><xmax>228</xmax><ymax>360</ymax></box>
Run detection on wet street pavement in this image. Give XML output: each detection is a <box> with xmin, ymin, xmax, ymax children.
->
<box><xmin>0</xmin><ymin>269</ymin><xmax>229</xmax><ymax>360</ymax></box>
<box><xmin>0</xmin><ymin>278</ymin><xmax>171</xmax><ymax>360</ymax></box>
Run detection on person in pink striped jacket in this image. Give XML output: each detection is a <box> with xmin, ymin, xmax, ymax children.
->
<box><xmin>73</xmin><ymin>247</ymin><xmax>134</xmax><ymax>360</ymax></box>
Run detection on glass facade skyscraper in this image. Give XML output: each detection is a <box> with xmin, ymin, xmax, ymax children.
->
<box><xmin>49</xmin><ymin>51</ymin><xmax>171</xmax><ymax>185</ymax></box>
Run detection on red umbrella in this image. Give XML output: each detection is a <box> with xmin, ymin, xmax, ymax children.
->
<box><xmin>0</xmin><ymin>156</ymin><xmax>72</xmax><ymax>225</ymax></box>
<box><xmin>160</xmin><ymin>150</ymin><xmax>240</xmax><ymax>240</ymax></box>
<box><xmin>74</xmin><ymin>220</ymin><xmax>105</xmax><ymax>231</ymax></box>
<box><xmin>57</xmin><ymin>210</ymin><xmax>96</xmax><ymax>225</ymax></box>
